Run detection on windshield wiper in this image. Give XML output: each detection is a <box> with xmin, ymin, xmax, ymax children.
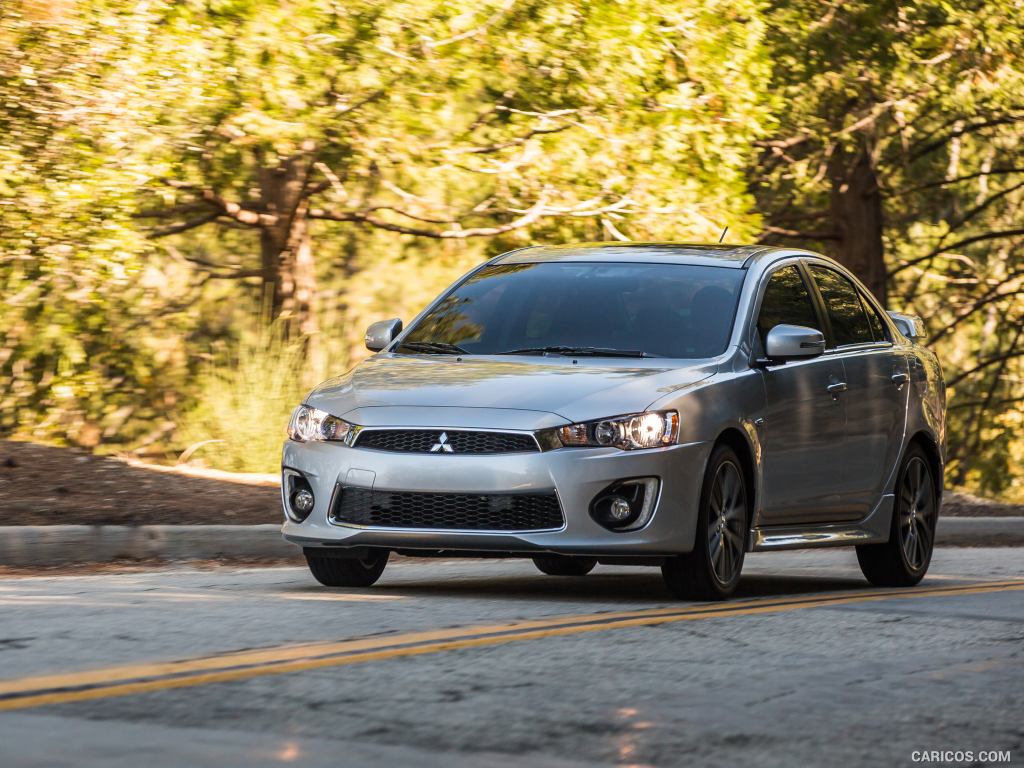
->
<box><xmin>396</xmin><ymin>340</ymin><xmax>469</xmax><ymax>355</ymax></box>
<box><xmin>496</xmin><ymin>345</ymin><xmax>655</xmax><ymax>358</ymax></box>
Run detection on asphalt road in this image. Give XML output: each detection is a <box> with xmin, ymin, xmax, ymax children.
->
<box><xmin>1</xmin><ymin>548</ymin><xmax>1022</xmax><ymax>768</ymax></box>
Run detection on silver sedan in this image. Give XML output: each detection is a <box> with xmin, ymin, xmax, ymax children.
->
<box><xmin>281</xmin><ymin>244</ymin><xmax>946</xmax><ymax>600</ymax></box>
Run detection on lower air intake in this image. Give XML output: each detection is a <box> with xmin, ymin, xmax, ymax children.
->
<box><xmin>330</xmin><ymin>488</ymin><xmax>564</xmax><ymax>531</ymax></box>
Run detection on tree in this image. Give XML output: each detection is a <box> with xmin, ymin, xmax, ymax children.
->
<box><xmin>1</xmin><ymin>0</ymin><xmax>772</xmax><ymax>451</ymax></box>
<box><xmin>0</xmin><ymin>0</ymin><xmax>193</xmax><ymax>448</ymax></box>
<box><xmin>4</xmin><ymin>0</ymin><xmax>1024</xmax><ymax>496</ymax></box>
<box><xmin>132</xmin><ymin>0</ymin><xmax>772</xmax><ymax>339</ymax></box>
<box><xmin>755</xmin><ymin>0</ymin><xmax>1024</xmax><ymax>305</ymax></box>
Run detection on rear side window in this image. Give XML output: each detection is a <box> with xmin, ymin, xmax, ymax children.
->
<box><xmin>860</xmin><ymin>291</ymin><xmax>889</xmax><ymax>342</ymax></box>
<box><xmin>756</xmin><ymin>266</ymin><xmax>821</xmax><ymax>346</ymax></box>
<box><xmin>809</xmin><ymin>265</ymin><xmax>874</xmax><ymax>347</ymax></box>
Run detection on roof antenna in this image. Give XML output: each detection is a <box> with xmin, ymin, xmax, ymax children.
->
<box><xmin>718</xmin><ymin>226</ymin><xmax>729</xmax><ymax>244</ymax></box>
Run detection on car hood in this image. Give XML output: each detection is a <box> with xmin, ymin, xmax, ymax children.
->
<box><xmin>306</xmin><ymin>354</ymin><xmax>717</xmax><ymax>427</ymax></box>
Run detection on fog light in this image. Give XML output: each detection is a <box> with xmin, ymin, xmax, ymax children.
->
<box><xmin>283</xmin><ymin>469</ymin><xmax>316</xmax><ymax>522</ymax></box>
<box><xmin>293</xmin><ymin>488</ymin><xmax>315</xmax><ymax>514</ymax></box>
<box><xmin>609</xmin><ymin>497</ymin><xmax>632</xmax><ymax>521</ymax></box>
<box><xmin>589</xmin><ymin>478</ymin><xmax>659</xmax><ymax>531</ymax></box>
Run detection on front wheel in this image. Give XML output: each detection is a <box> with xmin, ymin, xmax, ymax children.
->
<box><xmin>857</xmin><ymin>445</ymin><xmax>937</xmax><ymax>587</ymax></box>
<box><xmin>662</xmin><ymin>445</ymin><xmax>749</xmax><ymax>601</ymax></box>
<box><xmin>306</xmin><ymin>550</ymin><xmax>389</xmax><ymax>587</ymax></box>
<box><xmin>532</xmin><ymin>556</ymin><xmax>597</xmax><ymax>576</ymax></box>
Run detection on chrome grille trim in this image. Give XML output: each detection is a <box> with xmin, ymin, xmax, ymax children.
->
<box><xmin>353</xmin><ymin>428</ymin><xmax>540</xmax><ymax>454</ymax></box>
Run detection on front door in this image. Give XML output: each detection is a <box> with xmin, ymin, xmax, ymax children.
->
<box><xmin>754</xmin><ymin>264</ymin><xmax>850</xmax><ymax>526</ymax></box>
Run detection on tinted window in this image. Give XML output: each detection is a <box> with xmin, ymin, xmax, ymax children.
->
<box><xmin>809</xmin><ymin>265</ymin><xmax>874</xmax><ymax>346</ymax></box>
<box><xmin>860</xmin><ymin>291</ymin><xmax>889</xmax><ymax>342</ymax></box>
<box><xmin>756</xmin><ymin>266</ymin><xmax>821</xmax><ymax>347</ymax></box>
<box><xmin>399</xmin><ymin>261</ymin><xmax>744</xmax><ymax>358</ymax></box>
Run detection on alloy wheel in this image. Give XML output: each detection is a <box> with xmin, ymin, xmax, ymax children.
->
<box><xmin>708</xmin><ymin>460</ymin><xmax>746</xmax><ymax>584</ymax></box>
<box><xmin>898</xmin><ymin>456</ymin><xmax>934</xmax><ymax>570</ymax></box>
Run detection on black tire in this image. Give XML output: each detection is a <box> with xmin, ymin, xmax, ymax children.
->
<box><xmin>662</xmin><ymin>444</ymin><xmax>749</xmax><ymax>601</ymax></box>
<box><xmin>305</xmin><ymin>550</ymin><xmax>389</xmax><ymax>587</ymax></box>
<box><xmin>857</xmin><ymin>444</ymin><xmax>937</xmax><ymax>587</ymax></box>
<box><xmin>532</xmin><ymin>556</ymin><xmax>597</xmax><ymax>576</ymax></box>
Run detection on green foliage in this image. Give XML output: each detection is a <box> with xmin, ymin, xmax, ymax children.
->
<box><xmin>2</xmin><ymin>0</ymin><xmax>772</xmax><ymax>461</ymax></box>
<box><xmin>137</xmin><ymin>0</ymin><xmax>772</xmax><ymax>245</ymax></box>
<box><xmin>1</xmin><ymin>0</ymin><xmax>1022</xmax><ymax>494</ymax></box>
<box><xmin>175</xmin><ymin>323</ymin><xmax>311</xmax><ymax>473</ymax></box>
<box><xmin>0</xmin><ymin>2</ymin><xmax>194</xmax><ymax>448</ymax></box>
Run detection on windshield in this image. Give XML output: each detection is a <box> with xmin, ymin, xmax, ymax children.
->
<box><xmin>398</xmin><ymin>261</ymin><xmax>745</xmax><ymax>359</ymax></box>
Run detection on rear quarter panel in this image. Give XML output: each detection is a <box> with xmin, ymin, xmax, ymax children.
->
<box><xmin>907</xmin><ymin>344</ymin><xmax>947</xmax><ymax>465</ymax></box>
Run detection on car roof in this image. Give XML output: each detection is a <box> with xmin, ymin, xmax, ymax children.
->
<box><xmin>493</xmin><ymin>243</ymin><xmax>800</xmax><ymax>269</ymax></box>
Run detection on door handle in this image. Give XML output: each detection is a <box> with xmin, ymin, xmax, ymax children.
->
<box><xmin>891</xmin><ymin>371</ymin><xmax>910</xmax><ymax>387</ymax></box>
<box><xmin>826</xmin><ymin>381</ymin><xmax>848</xmax><ymax>396</ymax></box>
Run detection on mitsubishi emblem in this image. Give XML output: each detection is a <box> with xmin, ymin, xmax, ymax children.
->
<box><xmin>430</xmin><ymin>432</ymin><xmax>454</xmax><ymax>453</ymax></box>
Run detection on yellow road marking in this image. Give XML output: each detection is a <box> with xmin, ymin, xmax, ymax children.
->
<box><xmin>1</xmin><ymin>580</ymin><xmax>1021</xmax><ymax>712</ymax></box>
<box><xmin>4</xmin><ymin>581</ymin><xmax>994</xmax><ymax>696</ymax></box>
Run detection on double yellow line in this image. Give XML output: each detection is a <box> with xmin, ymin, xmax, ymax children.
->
<box><xmin>2</xmin><ymin>579</ymin><xmax>1021</xmax><ymax>712</ymax></box>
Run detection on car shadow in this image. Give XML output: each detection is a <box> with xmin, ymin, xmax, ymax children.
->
<box><xmin>370</xmin><ymin>569</ymin><xmax>870</xmax><ymax>605</ymax></box>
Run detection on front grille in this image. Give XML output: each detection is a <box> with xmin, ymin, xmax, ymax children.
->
<box><xmin>330</xmin><ymin>487</ymin><xmax>564</xmax><ymax>531</ymax></box>
<box><xmin>354</xmin><ymin>429</ymin><xmax>538</xmax><ymax>454</ymax></box>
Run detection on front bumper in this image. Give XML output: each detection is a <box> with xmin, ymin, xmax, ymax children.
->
<box><xmin>281</xmin><ymin>439</ymin><xmax>710</xmax><ymax>556</ymax></box>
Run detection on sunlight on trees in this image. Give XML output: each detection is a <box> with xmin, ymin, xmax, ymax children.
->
<box><xmin>1</xmin><ymin>0</ymin><xmax>1021</xmax><ymax>498</ymax></box>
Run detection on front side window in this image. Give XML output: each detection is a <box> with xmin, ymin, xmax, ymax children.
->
<box><xmin>809</xmin><ymin>265</ymin><xmax>874</xmax><ymax>347</ymax></box>
<box><xmin>756</xmin><ymin>265</ymin><xmax>821</xmax><ymax>347</ymax></box>
<box><xmin>398</xmin><ymin>261</ymin><xmax>745</xmax><ymax>359</ymax></box>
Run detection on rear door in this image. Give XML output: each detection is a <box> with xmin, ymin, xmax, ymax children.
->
<box><xmin>755</xmin><ymin>263</ymin><xmax>850</xmax><ymax>526</ymax></box>
<box><xmin>807</xmin><ymin>264</ymin><xmax>909</xmax><ymax>519</ymax></box>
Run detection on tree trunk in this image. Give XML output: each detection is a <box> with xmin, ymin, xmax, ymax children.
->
<box><xmin>270</xmin><ymin>213</ymin><xmax>318</xmax><ymax>337</ymax></box>
<box><xmin>828</xmin><ymin>144</ymin><xmax>888</xmax><ymax>305</ymax></box>
<box><xmin>257</xmin><ymin>142</ymin><xmax>319</xmax><ymax>339</ymax></box>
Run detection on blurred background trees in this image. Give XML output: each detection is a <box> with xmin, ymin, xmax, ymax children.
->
<box><xmin>754</xmin><ymin>0</ymin><xmax>1024</xmax><ymax>496</ymax></box>
<box><xmin>1</xmin><ymin>0</ymin><xmax>1021</xmax><ymax>495</ymax></box>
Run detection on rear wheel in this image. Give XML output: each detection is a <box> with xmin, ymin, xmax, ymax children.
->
<box><xmin>662</xmin><ymin>445</ymin><xmax>748</xmax><ymax>601</ymax></box>
<box><xmin>857</xmin><ymin>444</ymin><xmax>937</xmax><ymax>587</ymax></box>
<box><xmin>532</xmin><ymin>556</ymin><xmax>597</xmax><ymax>576</ymax></box>
<box><xmin>305</xmin><ymin>550</ymin><xmax>389</xmax><ymax>587</ymax></box>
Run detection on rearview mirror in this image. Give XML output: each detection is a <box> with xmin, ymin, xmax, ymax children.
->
<box><xmin>764</xmin><ymin>324</ymin><xmax>826</xmax><ymax>362</ymax></box>
<box><xmin>365</xmin><ymin>318</ymin><xmax>403</xmax><ymax>352</ymax></box>
<box><xmin>887</xmin><ymin>311</ymin><xmax>927</xmax><ymax>341</ymax></box>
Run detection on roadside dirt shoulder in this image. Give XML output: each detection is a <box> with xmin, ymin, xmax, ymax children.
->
<box><xmin>2</xmin><ymin>440</ymin><xmax>1021</xmax><ymax>526</ymax></box>
<box><xmin>0</xmin><ymin>441</ymin><xmax>280</xmax><ymax>525</ymax></box>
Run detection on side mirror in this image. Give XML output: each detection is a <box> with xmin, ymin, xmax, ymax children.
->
<box><xmin>365</xmin><ymin>318</ymin><xmax>403</xmax><ymax>352</ymax></box>
<box><xmin>887</xmin><ymin>311</ymin><xmax>927</xmax><ymax>341</ymax></box>
<box><xmin>764</xmin><ymin>324</ymin><xmax>826</xmax><ymax>362</ymax></box>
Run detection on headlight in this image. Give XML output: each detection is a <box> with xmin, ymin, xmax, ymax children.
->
<box><xmin>544</xmin><ymin>411</ymin><xmax>679</xmax><ymax>451</ymax></box>
<box><xmin>287</xmin><ymin>405</ymin><xmax>358</xmax><ymax>444</ymax></box>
